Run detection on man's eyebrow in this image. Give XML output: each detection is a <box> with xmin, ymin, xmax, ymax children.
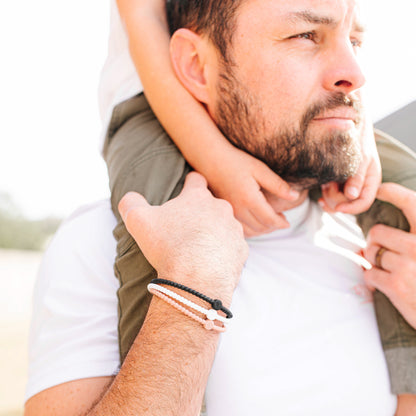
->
<box><xmin>287</xmin><ymin>10</ymin><xmax>336</xmax><ymax>26</ymax></box>
<box><xmin>285</xmin><ymin>10</ymin><xmax>366</xmax><ymax>32</ymax></box>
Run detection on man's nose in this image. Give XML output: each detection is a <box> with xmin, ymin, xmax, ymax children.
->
<box><xmin>322</xmin><ymin>41</ymin><xmax>366</xmax><ymax>94</ymax></box>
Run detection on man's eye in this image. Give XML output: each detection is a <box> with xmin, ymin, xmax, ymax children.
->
<box><xmin>351</xmin><ymin>38</ymin><xmax>363</xmax><ymax>48</ymax></box>
<box><xmin>290</xmin><ymin>31</ymin><xmax>316</xmax><ymax>41</ymax></box>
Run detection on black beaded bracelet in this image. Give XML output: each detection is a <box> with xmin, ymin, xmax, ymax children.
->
<box><xmin>150</xmin><ymin>278</ymin><xmax>233</xmax><ymax>319</ymax></box>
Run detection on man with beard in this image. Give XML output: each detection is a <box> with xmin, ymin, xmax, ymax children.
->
<box><xmin>25</xmin><ymin>0</ymin><xmax>416</xmax><ymax>415</ymax></box>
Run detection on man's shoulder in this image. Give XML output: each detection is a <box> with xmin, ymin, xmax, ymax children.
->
<box><xmin>49</xmin><ymin>199</ymin><xmax>117</xmax><ymax>257</ymax></box>
<box><xmin>60</xmin><ymin>199</ymin><xmax>116</xmax><ymax>236</ymax></box>
<box><xmin>38</xmin><ymin>199</ymin><xmax>118</xmax><ymax>292</ymax></box>
<box><xmin>26</xmin><ymin>200</ymin><xmax>120</xmax><ymax>401</ymax></box>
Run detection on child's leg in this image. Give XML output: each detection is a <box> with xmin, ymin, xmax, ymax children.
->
<box><xmin>357</xmin><ymin>129</ymin><xmax>416</xmax><ymax>394</ymax></box>
<box><xmin>103</xmin><ymin>94</ymin><xmax>191</xmax><ymax>362</ymax></box>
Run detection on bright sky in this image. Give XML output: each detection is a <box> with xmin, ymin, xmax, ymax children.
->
<box><xmin>1</xmin><ymin>0</ymin><xmax>415</xmax><ymax>219</ymax></box>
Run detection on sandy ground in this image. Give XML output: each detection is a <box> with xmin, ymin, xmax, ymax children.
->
<box><xmin>0</xmin><ymin>249</ymin><xmax>43</xmax><ymax>416</ymax></box>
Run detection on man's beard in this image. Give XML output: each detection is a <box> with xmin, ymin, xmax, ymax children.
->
<box><xmin>214</xmin><ymin>69</ymin><xmax>364</xmax><ymax>190</ymax></box>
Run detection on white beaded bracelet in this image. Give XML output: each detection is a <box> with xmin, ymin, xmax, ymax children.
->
<box><xmin>147</xmin><ymin>283</ymin><xmax>228</xmax><ymax>323</ymax></box>
<box><xmin>148</xmin><ymin>286</ymin><xmax>226</xmax><ymax>332</ymax></box>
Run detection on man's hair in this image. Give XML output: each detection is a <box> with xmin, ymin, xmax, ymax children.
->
<box><xmin>166</xmin><ymin>0</ymin><xmax>244</xmax><ymax>62</ymax></box>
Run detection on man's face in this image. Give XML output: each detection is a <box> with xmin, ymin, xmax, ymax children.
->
<box><xmin>212</xmin><ymin>0</ymin><xmax>366</xmax><ymax>189</ymax></box>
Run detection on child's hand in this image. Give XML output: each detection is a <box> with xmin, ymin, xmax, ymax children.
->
<box><xmin>204</xmin><ymin>147</ymin><xmax>300</xmax><ymax>237</ymax></box>
<box><xmin>319</xmin><ymin>118</ymin><xmax>381</xmax><ymax>214</ymax></box>
<box><xmin>319</xmin><ymin>156</ymin><xmax>381</xmax><ymax>213</ymax></box>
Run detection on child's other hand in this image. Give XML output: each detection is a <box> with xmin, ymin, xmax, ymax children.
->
<box><xmin>205</xmin><ymin>148</ymin><xmax>299</xmax><ymax>237</ymax></box>
<box><xmin>319</xmin><ymin>119</ymin><xmax>381</xmax><ymax>214</ymax></box>
<box><xmin>319</xmin><ymin>155</ymin><xmax>381</xmax><ymax>213</ymax></box>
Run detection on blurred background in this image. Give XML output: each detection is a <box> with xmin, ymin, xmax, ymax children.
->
<box><xmin>1</xmin><ymin>0</ymin><xmax>415</xmax><ymax>414</ymax></box>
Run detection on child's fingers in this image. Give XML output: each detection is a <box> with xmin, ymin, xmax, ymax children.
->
<box><xmin>236</xmin><ymin>209</ymin><xmax>274</xmax><ymax>236</ymax></box>
<box><xmin>317</xmin><ymin>198</ymin><xmax>332</xmax><ymax>213</ymax></box>
<box><xmin>320</xmin><ymin>182</ymin><xmax>349</xmax><ymax>212</ymax></box>
<box><xmin>243</xmin><ymin>222</ymin><xmax>266</xmax><ymax>238</ymax></box>
<box><xmin>242</xmin><ymin>211</ymin><xmax>288</xmax><ymax>237</ymax></box>
<box><xmin>253</xmin><ymin>163</ymin><xmax>299</xmax><ymax>201</ymax></box>
<box><xmin>236</xmin><ymin>204</ymin><xmax>288</xmax><ymax>236</ymax></box>
<box><xmin>249</xmin><ymin>201</ymin><xmax>289</xmax><ymax>230</ymax></box>
<box><xmin>233</xmin><ymin>190</ymin><xmax>289</xmax><ymax>236</ymax></box>
<box><xmin>336</xmin><ymin>159</ymin><xmax>380</xmax><ymax>214</ymax></box>
<box><xmin>250</xmin><ymin>189</ymin><xmax>290</xmax><ymax>227</ymax></box>
<box><xmin>343</xmin><ymin>161</ymin><xmax>367</xmax><ymax>201</ymax></box>
<box><xmin>335</xmin><ymin>181</ymin><xmax>375</xmax><ymax>214</ymax></box>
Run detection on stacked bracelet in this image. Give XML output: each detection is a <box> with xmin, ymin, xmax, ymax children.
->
<box><xmin>147</xmin><ymin>280</ymin><xmax>233</xmax><ymax>332</ymax></box>
<box><xmin>150</xmin><ymin>278</ymin><xmax>233</xmax><ymax>318</ymax></box>
<box><xmin>148</xmin><ymin>286</ymin><xmax>226</xmax><ymax>332</ymax></box>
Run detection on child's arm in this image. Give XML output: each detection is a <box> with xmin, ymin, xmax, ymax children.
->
<box><xmin>116</xmin><ymin>0</ymin><xmax>298</xmax><ymax>236</ymax></box>
<box><xmin>396</xmin><ymin>395</ymin><xmax>416</xmax><ymax>416</ymax></box>
<box><xmin>116</xmin><ymin>0</ymin><xmax>379</xmax><ymax>236</ymax></box>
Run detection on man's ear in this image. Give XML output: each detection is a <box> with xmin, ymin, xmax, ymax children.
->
<box><xmin>170</xmin><ymin>28</ymin><xmax>216</xmax><ymax>105</ymax></box>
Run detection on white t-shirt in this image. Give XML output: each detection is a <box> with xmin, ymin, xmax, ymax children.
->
<box><xmin>25</xmin><ymin>198</ymin><xmax>397</xmax><ymax>414</ymax></box>
<box><xmin>98</xmin><ymin>0</ymin><xmax>142</xmax><ymax>148</ymax></box>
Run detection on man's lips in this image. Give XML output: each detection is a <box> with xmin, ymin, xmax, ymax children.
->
<box><xmin>312</xmin><ymin>108</ymin><xmax>359</xmax><ymax>130</ymax></box>
<box><xmin>312</xmin><ymin>108</ymin><xmax>359</xmax><ymax>124</ymax></box>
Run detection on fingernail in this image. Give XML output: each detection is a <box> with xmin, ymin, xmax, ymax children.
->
<box><xmin>347</xmin><ymin>186</ymin><xmax>359</xmax><ymax>199</ymax></box>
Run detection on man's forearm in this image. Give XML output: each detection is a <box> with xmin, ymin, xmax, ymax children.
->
<box><xmin>88</xmin><ymin>174</ymin><xmax>246</xmax><ymax>415</ymax></box>
<box><xmin>88</xmin><ymin>296</ymin><xmax>220</xmax><ymax>416</ymax></box>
